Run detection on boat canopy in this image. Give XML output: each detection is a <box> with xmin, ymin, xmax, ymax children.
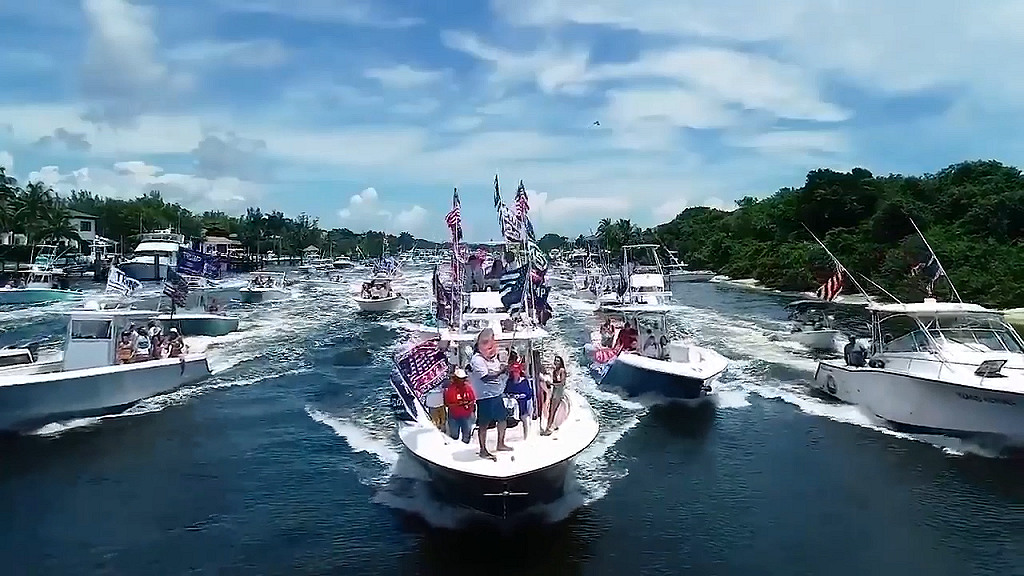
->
<box><xmin>868</xmin><ymin>298</ymin><xmax>995</xmax><ymax>316</ymax></box>
<box><xmin>468</xmin><ymin>291</ymin><xmax>505</xmax><ymax>311</ymax></box>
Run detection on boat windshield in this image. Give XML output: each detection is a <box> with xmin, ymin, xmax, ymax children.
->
<box><xmin>881</xmin><ymin>313</ymin><xmax>1024</xmax><ymax>354</ymax></box>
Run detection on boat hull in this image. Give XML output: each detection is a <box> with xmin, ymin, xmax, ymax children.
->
<box><xmin>667</xmin><ymin>272</ymin><xmax>715</xmax><ymax>283</ymax></box>
<box><xmin>407</xmin><ymin>449</ymin><xmax>572</xmax><ymax>518</ymax></box>
<box><xmin>814</xmin><ymin>361</ymin><xmax>1024</xmax><ymax>443</ymax></box>
<box><xmin>157</xmin><ymin>313</ymin><xmax>239</xmax><ymax>337</ymax></box>
<box><xmin>354</xmin><ymin>295</ymin><xmax>407</xmax><ymax>312</ymax></box>
<box><xmin>238</xmin><ymin>288</ymin><xmax>289</xmax><ymax>303</ymax></box>
<box><xmin>119</xmin><ymin>261</ymin><xmax>171</xmax><ymax>282</ymax></box>
<box><xmin>0</xmin><ymin>288</ymin><xmax>81</xmax><ymax>305</ymax></box>
<box><xmin>782</xmin><ymin>329</ymin><xmax>841</xmax><ymax>351</ymax></box>
<box><xmin>602</xmin><ymin>352</ymin><xmax>725</xmax><ymax>402</ymax></box>
<box><xmin>0</xmin><ymin>355</ymin><xmax>212</xmax><ymax>432</ymax></box>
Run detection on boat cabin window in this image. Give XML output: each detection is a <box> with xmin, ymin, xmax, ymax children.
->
<box><xmin>927</xmin><ymin>314</ymin><xmax>1024</xmax><ymax>354</ymax></box>
<box><xmin>0</xmin><ymin>351</ymin><xmax>33</xmax><ymax>367</ymax></box>
<box><xmin>71</xmin><ymin>319</ymin><xmax>113</xmax><ymax>340</ymax></box>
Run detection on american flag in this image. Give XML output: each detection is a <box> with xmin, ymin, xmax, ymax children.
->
<box><xmin>514</xmin><ymin>180</ymin><xmax>529</xmax><ymax>222</ymax></box>
<box><xmin>815</xmin><ymin>268</ymin><xmax>844</xmax><ymax>302</ymax></box>
<box><xmin>446</xmin><ymin>188</ymin><xmax>462</xmax><ymax>242</ymax></box>
<box><xmin>163</xmin><ymin>270</ymin><xmax>190</xmax><ymax>307</ymax></box>
<box><xmin>394</xmin><ymin>340</ymin><xmax>449</xmax><ymax>398</ymax></box>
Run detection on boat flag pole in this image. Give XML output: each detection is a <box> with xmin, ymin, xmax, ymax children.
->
<box><xmin>857</xmin><ymin>273</ymin><xmax>902</xmax><ymax>304</ymax></box>
<box><xmin>801</xmin><ymin>224</ymin><xmax>871</xmax><ymax>301</ymax></box>
<box><xmin>907</xmin><ymin>217</ymin><xmax>962</xmax><ymax>303</ymax></box>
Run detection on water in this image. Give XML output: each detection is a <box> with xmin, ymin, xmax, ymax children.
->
<box><xmin>1</xmin><ymin>270</ymin><xmax>1023</xmax><ymax>575</ymax></box>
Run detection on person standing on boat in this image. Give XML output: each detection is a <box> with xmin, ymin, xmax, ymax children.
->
<box><xmin>470</xmin><ymin>328</ymin><xmax>511</xmax><ymax>460</ymax></box>
<box><xmin>444</xmin><ymin>368</ymin><xmax>476</xmax><ymax>443</ymax></box>
<box><xmin>541</xmin><ymin>355</ymin><xmax>567</xmax><ymax>436</ymax></box>
<box><xmin>505</xmin><ymin>359</ymin><xmax>535</xmax><ymax>439</ymax></box>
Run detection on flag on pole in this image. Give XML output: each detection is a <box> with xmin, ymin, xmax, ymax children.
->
<box><xmin>910</xmin><ymin>254</ymin><xmax>944</xmax><ymax>295</ymax></box>
<box><xmin>162</xmin><ymin>269</ymin><xmax>189</xmax><ymax>307</ymax></box>
<box><xmin>499</xmin><ymin>265</ymin><xmax>527</xmax><ymax>311</ymax></box>
<box><xmin>815</xmin><ymin>267</ymin><xmax>844</xmax><ymax>302</ymax></box>
<box><xmin>446</xmin><ymin>188</ymin><xmax>463</xmax><ymax>242</ymax></box>
<box><xmin>105</xmin><ymin>266</ymin><xmax>141</xmax><ymax>297</ymax></box>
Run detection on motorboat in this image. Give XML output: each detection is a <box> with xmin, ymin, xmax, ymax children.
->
<box><xmin>353</xmin><ymin>277</ymin><xmax>408</xmax><ymax>313</ymax></box>
<box><xmin>119</xmin><ymin>230</ymin><xmax>187</xmax><ymax>281</ymax></box>
<box><xmin>332</xmin><ymin>256</ymin><xmax>355</xmax><ymax>269</ymax></box>
<box><xmin>0</xmin><ymin>306</ymin><xmax>211</xmax><ymax>432</ymax></box>
<box><xmin>140</xmin><ymin>274</ymin><xmax>239</xmax><ymax>336</ymax></box>
<box><xmin>662</xmin><ymin>250</ymin><xmax>715</xmax><ymax>284</ymax></box>
<box><xmin>814</xmin><ymin>298</ymin><xmax>1024</xmax><ymax>444</ymax></box>
<box><xmin>303</xmin><ymin>271</ymin><xmax>346</xmax><ymax>287</ymax></box>
<box><xmin>0</xmin><ymin>265</ymin><xmax>80</xmax><ymax>305</ymax></box>
<box><xmin>585</xmin><ymin>305</ymin><xmax>728</xmax><ymax>402</ymax></box>
<box><xmin>599</xmin><ymin>244</ymin><xmax>673</xmax><ymax>311</ymax></box>
<box><xmin>777</xmin><ymin>299</ymin><xmax>843</xmax><ymax>351</ymax></box>
<box><xmin>389</xmin><ymin>289</ymin><xmax>599</xmax><ymax>518</ymax></box>
<box><xmin>238</xmin><ymin>271</ymin><xmax>289</xmax><ymax>303</ymax></box>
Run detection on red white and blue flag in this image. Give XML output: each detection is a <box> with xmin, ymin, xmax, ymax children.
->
<box><xmin>393</xmin><ymin>340</ymin><xmax>449</xmax><ymax>399</ymax></box>
<box><xmin>446</xmin><ymin>188</ymin><xmax>462</xmax><ymax>242</ymax></box>
<box><xmin>815</xmin><ymin>268</ymin><xmax>844</xmax><ymax>302</ymax></box>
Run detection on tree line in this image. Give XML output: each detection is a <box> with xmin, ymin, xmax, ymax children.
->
<box><xmin>0</xmin><ymin>165</ymin><xmax>440</xmax><ymax>261</ymax></box>
<box><xmin>577</xmin><ymin>160</ymin><xmax>1024</xmax><ymax>309</ymax></box>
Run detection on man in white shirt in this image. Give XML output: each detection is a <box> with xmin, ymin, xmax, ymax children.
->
<box><xmin>469</xmin><ymin>328</ymin><xmax>510</xmax><ymax>460</ymax></box>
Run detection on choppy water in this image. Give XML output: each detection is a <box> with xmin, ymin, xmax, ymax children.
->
<box><xmin>1</xmin><ymin>268</ymin><xmax>1022</xmax><ymax>575</ymax></box>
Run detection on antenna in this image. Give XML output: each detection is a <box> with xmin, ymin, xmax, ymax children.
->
<box><xmin>802</xmin><ymin>223</ymin><xmax>871</xmax><ymax>301</ymax></box>
<box><xmin>858</xmin><ymin>273</ymin><xmax>902</xmax><ymax>304</ymax></box>
<box><xmin>908</xmin><ymin>217</ymin><xmax>962</xmax><ymax>303</ymax></box>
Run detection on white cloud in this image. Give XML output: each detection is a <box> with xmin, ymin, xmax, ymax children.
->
<box><xmin>0</xmin><ymin>151</ymin><xmax>13</xmax><ymax>172</ymax></box>
<box><xmin>167</xmin><ymin>39</ymin><xmax>290</xmax><ymax>69</ymax></box>
<box><xmin>215</xmin><ymin>0</ymin><xmax>421</xmax><ymax>28</ymax></box>
<box><xmin>364</xmin><ymin>65</ymin><xmax>446</xmax><ymax>88</ymax></box>
<box><xmin>529</xmin><ymin>189</ymin><xmax>631</xmax><ymax>224</ymax></box>
<box><xmin>337</xmin><ymin>187</ymin><xmax>430</xmax><ymax>235</ymax></box>
<box><xmin>441</xmin><ymin>31</ymin><xmax>591</xmax><ymax>95</ymax></box>
<box><xmin>25</xmin><ymin>161</ymin><xmax>259</xmax><ymax>209</ymax></box>
<box><xmin>604</xmin><ymin>88</ymin><xmax>738</xmax><ymax>131</ymax></box>
<box><xmin>80</xmin><ymin>0</ymin><xmax>191</xmax><ymax>126</ymax></box>
<box><xmin>727</xmin><ymin>130</ymin><xmax>849</xmax><ymax>157</ymax></box>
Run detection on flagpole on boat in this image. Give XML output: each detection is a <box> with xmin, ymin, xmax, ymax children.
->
<box><xmin>801</xmin><ymin>224</ymin><xmax>871</xmax><ymax>301</ymax></box>
<box><xmin>907</xmin><ymin>217</ymin><xmax>962</xmax><ymax>303</ymax></box>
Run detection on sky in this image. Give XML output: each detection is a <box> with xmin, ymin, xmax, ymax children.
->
<box><xmin>2</xmin><ymin>1</ymin><xmax>1024</xmax><ymax>242</ymax></box>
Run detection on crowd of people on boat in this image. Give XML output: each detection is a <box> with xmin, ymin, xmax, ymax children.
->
<box><xmin>423</xmin><ymin>328</ymin><xmax>568</xmax><ymax>460</ymax></box>
<box><xmin>360</xmin><ymin>281</ymin><xmax>394</xmax><ymax>299</ymax></box>
<box><xmin>598</xmin><ymin>317</ymin><xmax>671</xmax><ymax>359</ymax></box>
<box><xmin>249</xmin><ymin>275</ymin><xmax>278</xmax><ymax>288</ymax></box>
<box><xmin>115</xmin><ymin>321</ymin><xmax>188</xmax><ymax>364</ymax></box>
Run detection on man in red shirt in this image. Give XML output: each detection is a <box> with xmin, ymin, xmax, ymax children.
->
<box><xmin>444</xmin><ymin>367</ymin><xmax>476</xmax><ymax>443</ymax></box>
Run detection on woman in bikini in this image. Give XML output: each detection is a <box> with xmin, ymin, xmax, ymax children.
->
<box><xmin>541</xmin><ymin>355</ymin><xmax>567</xmax><ymax>436</ymax></box>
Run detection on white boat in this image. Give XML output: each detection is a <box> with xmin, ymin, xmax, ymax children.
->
<box><xmin>585</xmin><ymin>305</ymin><xmax>728</xmax><ymax>402</ymax></box>
<box><xmin>778</xmin><ymin>299</ymin><xmax>843</xmax><ymax>351</ymax></box>
<box><xmin>0</xmin><ymin>307</ymin><xmax>211</xmax><ymax>432</ymax></box>
<box><xmin>119</xmin><ymin>230</ymin><xmax>186</xmax><ymax>281</ymax></box>
<box><xmin>663</xmin><ymin>250</ymin><xmax>715</xmax><ymax>283</ymax></box>
<box><xmin>238</xmin><ymin>271</ymin><xmax>289</xmax><ymax>303</ymax></box>
<box><xmin>0</xmin><ymin>265</ymin><xmax>80</xmax><ymax>305</ymax></box>
<box><xmin>353</xmin><ymin>278</ymin><xmax>407</xmax><ymax>312</ymax></box>
<box><xmin>332</xmin><ymin>256</ymin><xmax>355</xmax><ymax>269</ymax></box>
<box><xmin>813</xmin><ymin>298</ymin><xmax>1024</xmax><ymax>444</ymax></box>
<box><xmin>599</xmin><ymin>244</ymin><xmax>673</xmax><ymax>311</ymax></box>
<box><xmin>389</xmin><ymin>290</ymin><xmax>599</xmax><ymax>518</ymax></box>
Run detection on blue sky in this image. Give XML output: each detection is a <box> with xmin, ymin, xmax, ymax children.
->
<box><xmin>2</xmin><ymin>0</ymin><xmax>1023</xmax><ymax>241</ymax></box>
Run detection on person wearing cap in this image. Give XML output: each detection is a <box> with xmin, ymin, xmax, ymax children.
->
<box><xmin>504</xmin><ymin>351</ymin><xmax>535</xmax><ymax>439</ymax></box>
<box><xmin>444</xmin><ymin>367</ymin><xmax>476</xmax><ymax>443</ymax></box>
<box><xmin>167</xmin><ymin>328</ymin><xmax>186</xmax><ymax>358</ymax></box>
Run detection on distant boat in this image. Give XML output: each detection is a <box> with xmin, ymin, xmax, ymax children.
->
<box><xmin>0</xmin><ymin>265</ymin><xmax>80</xmax><ymax>305</ymax></box>
<box><xmin>0</xmin><ymin>306</ymin><xmax>211</xmax><ymax>432</ymax></box>
<box><xmin>354</xmin><ymin>278</ymin><xmax>407</xmax><ymax>312</ymax></box>
<box><xmin>777</xmin><ymin>299</ymin><xmax>844</xmax><ymax>352</ymax></box>
<box><xmin>238</xmin><ymin>271</ymin><xmax>289</xmax><ymax>303</ymax></box>
<box><xmin>332</xmin><ymin>256</ymin><xmax>355</xmax><ymax>269</ymax></box>
<box><xmin>119</xmin><ymin>230</ymin><xmax>187</xmax><ymax>282</ymax></box>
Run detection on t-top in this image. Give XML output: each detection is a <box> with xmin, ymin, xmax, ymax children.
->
<box><xmin>469</xmin><ymin>352</ymin><xmax>506</xmax><ymax>399</ymax></box>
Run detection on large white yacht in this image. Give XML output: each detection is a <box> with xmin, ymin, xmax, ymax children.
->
<box><xmin>120</xmin><ymin>230</ymin><xmax>186</xmax><ymax>281</ymax></box>
<box><xmin>814</xmin><ymin>298</ymin><xmax>1024</xmax><ymax>445</ymax></box>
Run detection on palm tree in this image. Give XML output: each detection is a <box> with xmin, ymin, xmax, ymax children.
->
<box><xmin>36</xmin><ymin>204</ymin><xmax>81</xmax><ymax>249</ymax></box>
<box><xmin>13</xmin><ymin>181</ymin><xmax>56</xmax><ymax>244</ymax></box>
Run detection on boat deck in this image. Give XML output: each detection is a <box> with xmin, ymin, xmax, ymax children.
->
<box><xmin>400</xmin><ymin>389</ymin><xmax>599</xmax><ymax>479</ymax></box>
